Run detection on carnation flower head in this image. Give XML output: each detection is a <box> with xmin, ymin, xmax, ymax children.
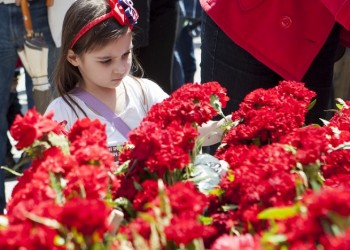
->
<box><xmin>144</xmin><ymin>82</ymin><xmax>228</xmax><ymax>127</ymax></box>
<box><xmin>167</xmin><ymin>181</ymin><xmax>208</xmax><ymax>217</ymax></box>
<box><xmin>224</xmin><ymin>81</ymin><xmax>315</xmax><ymax>147</ymax></box>
<box><xmin>164</xmin><ymin>216</ymin><xmax>210</xmax><ymax>245</ymax></box>
<box><xmin>72</xmin><ymin>144</ymin><xmax>116</xmax><ymax>171</ymax></box>
<box><xmin>0</xmin><ymin>220</ymin><xmax>62</xmax><ymax>250</ymax></box>
<box><xmin>328</xmin><ymin>100</ymin><xmax>350</xmax><ymax>131</ymax></box>
<box><xmin>324</xmin><ymin>174</ymin><xmax>350</xmax><ymax>190</ymax></box>
<box><xmin>68</xmin><ymin>117</ymin><xmax>107</xmax><ymax>149</ymax></box>
<box><xmin>279</xmin><ymin>125</ymin><xmax>330</xmax><ymax>165</ymax></box>
<box><xmin>209</xmin><ymin>143</ymin><xmax>297</xmax><ymax>233</ymax></box>
<box><xmin>125</xmin><ymin>121</ymin><xmax>192</xmax><ymax>177</ymax></box>
<box><xmin>171</xmin><ymin>82</ymin><xmax>229</xmax><ymax>109</ymax></box>
<box><xmin>64</xmin><ymin>164</ymin><xmax>113</xmax><ymax>199</ymax></box>
<box><xmin>132</xmin><ymin>180</ymin><xmax>160</xmax><ymax>211</ymax></box>
<box><xmin>10</xmin><ymin>108</ymin><xmax>66</xmax><ymax>149</ymax></box>
<box><xmin>59</xmin><ymin>198</ymin><xmax>112</xmax><ymax>236</ymax></box>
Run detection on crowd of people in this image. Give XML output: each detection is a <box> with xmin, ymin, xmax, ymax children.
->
<box><xmin>1</xmin><ymin>0</ymin><xmax>350</xmax><ymax>215</ymax></box>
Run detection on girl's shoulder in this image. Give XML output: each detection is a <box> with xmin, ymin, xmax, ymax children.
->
<box><xmin>46</xmin><ymin>95</ymin><xmax>83</xmax><ymax>112</ymax></box>
<box><xmin>124</xmin><ymin>75</ymin><xmax>169</xmax><ymax>101</ymax></box>
<box><xmin>123</xmin><ymin>75</ymin><xmax>159</xmax><ymax>90</ymax></box>
<box><xmin>45</xmin><ymin>95</ymin><xmax>86</xmax><ymax>130</ymax></box>
<box><xmin>123</xmin><ymin>75</ymin><xmax>169</xmax><ymax>114</ymax></box>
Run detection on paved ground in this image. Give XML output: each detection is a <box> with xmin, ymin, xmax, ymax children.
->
<box><xmin>4</xmin><ymin>36</ymin><xmax>202</xmax><ymax>205</ymax></box>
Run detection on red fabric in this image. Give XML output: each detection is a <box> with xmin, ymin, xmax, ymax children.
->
<box><xmin>16</xmin><ymin>58</ymin><xmax>23</xmax><ymax>68</ymax></box>
<box><xmin>320</xmin><ymin>0</ymin><xmax>350</xmax><ymax>30</ymax></box>
<box><xmin>199</xmin><ymin>0</ymin><xmax>336</xmax><ymax>81</ymax></box>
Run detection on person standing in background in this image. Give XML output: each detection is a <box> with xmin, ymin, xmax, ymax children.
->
<box><xmin>200</xmin><ymin>0</ymin><xmax>350</xmax><ymax>125</ymax></box>
<box><xmin>0</xmin><ymin>0</ymin><xmax>58</xmax><ymax>213</ymax></box>
<box><xmin>132</xmin><ymin>0</ymin><xmax>179</xmax><ymax>94</ymax></box>
<box><xmin>172</xmin><ymin>0</ymin><xmax>201</xmax><ymax>91</ymax></box>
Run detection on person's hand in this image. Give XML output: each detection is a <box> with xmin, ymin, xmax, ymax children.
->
<box><xmin>15</xmin><ymin>0</ymin><xmax>21</xmax><ymax>6</ymax></box>
<box><xmin>198</xmin><ymin>115</ymin><xmax>232</xmax><ymax>146</ymax></box>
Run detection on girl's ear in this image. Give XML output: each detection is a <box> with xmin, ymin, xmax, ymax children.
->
<box><xmin>66</xmin><ymin>49</ymin><xmax>80</xmax><ymax>66</ymax></box>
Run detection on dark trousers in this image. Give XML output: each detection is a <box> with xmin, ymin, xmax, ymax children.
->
<box><xmin>133</xmin><ymin>0</ymin><xmax>179</xmax><ymax>94</ymax></box>
<box><xmin>172</xmin><ymin>24</ymin><xmax>197</xmax><ymax>91</ymax></box>
<box><xmin>201</xmin><ymin>12</ymin><xmax>341</xmax><ymax>125</ymax></box>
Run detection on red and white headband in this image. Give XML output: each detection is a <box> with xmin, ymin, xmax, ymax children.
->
<box><xmin>70</xmin><ymin>0</ymin><xmax>139</xmax><ymax>49</ymax></box>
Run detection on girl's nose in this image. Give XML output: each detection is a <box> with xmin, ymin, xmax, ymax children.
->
<box><xmin>113</xmin><ymin>62</ymin><xmax>125</xmax><ymax>75</ymax></box>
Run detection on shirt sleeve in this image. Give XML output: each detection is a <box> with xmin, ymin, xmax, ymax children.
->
<box><xmin>45</xmin><ymin>97</ymin><xmax>79</xmax><ymax>131</ymax></box>
<box><xmin>140</xmin><ymin>78</ymin><xmax>169</xmax><ymax>111</ymax></box>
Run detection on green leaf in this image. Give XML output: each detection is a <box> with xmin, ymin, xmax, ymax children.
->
<box><xmin>133</xmin><ymin>180</ymin><xmax>143</xmax><ymax>191</ymax></box>
<box><xmin>335</xmin><ymin>98</ymin><xmax>347</xmax><ymax>109</ymax></box>
<box><xmin>208</xmin><ymin>187</ymin><xmax>225</xmax><ymax>197</ymax></box>
<box><xmin>149</xmin><ymin>222</ymin><xmax>162</xmax><ymax>250</ymax></box>
<box><xmin>49</xmin><ymin>172</ymin><xmax>65</xmax><ymax>205</ymax></box>
<box><xmin>227</xmin><ymin>170</ymin><xmax>235</xmax><ymax>182</ymax></box>
<box><xmin>184</xmin><ymin>239</ymin><xmax>206</xmax><ymax>250</ymax></box>
<box><xmin>198</xmin><ymin>215</ymin><xmax>213</xmax><ymax>225</ymax></box>
<box><xmin>48</xmin><ymin>133</ymin><xmax>70</xmax><ymax>154</ymax></box>
<box><xmin>258</xmin><ymin>205</ymin><xmax>299</xmax><ymax>220</ymax></box>
<box><xmin>114</xmin><ymin>160</ymin><xmax>131</xmax><ymax>175</ymax></box>
<box><xmin>210</xmin><ymin>95</ymin><xmax>222</xmax><ymax>113</ymax></box>
<box><xmin>131</xmin><ymin>226</ymin><xmax>151</xmax><ymax>250</ymax></box>
<box><xmin>25</xmin><ymin>212</ymin><xmax>62</xmax><ymax>230</ymax></box>
<box><xmin>327</xmin><ymin>211</ymin><xmax>350</xmax><ymax>234</ymax></box>
<box><xmin>263</xmin><ymin>234</ymin><xmax>287</xmax><ymax>244</ymax></box>
<box><xmin>332</xmin><ymin>142</ymin><xmax>350</xmax><ymax>151</ymax></box>
<box><xmin>222</xmin><ymin>204</ymin><xmax>238</xmax><ymax>212</ymax></box>
<box><xmin>308</xmin><ymin>99</ymin><xmax>316</xmax><ymax>111</ymax></box>
<box><xmin>1</xmin><ymin>166</ymin><xmax>22</xmax><ymax>177</ymax></box>
<box><xmin>114</xmin><ymin>197</ymin><xmax>136</xmax><ymax>218</ymax></box>
<box><xmin>157</xmin><ymin>179</ymin><xmax>172</xmax><ymax>219</ymax></box>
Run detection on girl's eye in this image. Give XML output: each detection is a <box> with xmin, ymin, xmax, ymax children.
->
<box><xmin>100</xmin><ymin>59</ymin><xmax>112</xmax><ymax>64</ymax></box>
<box><xmin>122</xmin><ymin>51</ymin><xmax>131</xmax><ymax>59</ymax></box>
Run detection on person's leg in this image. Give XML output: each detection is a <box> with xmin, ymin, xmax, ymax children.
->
<box><xmin>172</xmin><ymin>51</ymin><xmax>185</xmax><ymax>91</ymax></box>
<box><xmin>134</xmin><ymin>0</ymin><xmax>179</xmax><ymax>94</ymax></box>
<box><xmin>302</xmin><ymin>23</ymin><xmax>341</xmax><ymax>125</ymax></box>
<box><xmin>0</xmin><ymin>3</ymin><xmax>24</xmax><ymax>213</ymax></box>
<box><xmin>25</xmin><ymin>1</ymin><xmax>59</xmax><ymax>113</ymax></box>
<box><xmin>25</xmin><ymin>71</ymin><xmax>35</xmax><ymax>109</ymax></box>
<box><xmin>200</xmin><ymin>12</ymin><xmax>281</xmax><ymax>116</ymax></box>
<box><xmin>177</xmin><ymin>24</ymin><xmax>197</xmax><ymax>83</ymax></box>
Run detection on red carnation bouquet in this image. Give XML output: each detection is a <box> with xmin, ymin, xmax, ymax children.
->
<box><xmin>1</xmin><ymin>110</ymin><xmax>122</xmax><ymax>249</ymax></box>
<box><xmin>0</xmin><ymin>82</ymin><xmax>230</xmax><ymax>249</ymax></box>
<box><xmin>207</xmin><ymin>83</ymin><xmax>350</xmax><ymax>249</ymax></box>
<box><xmin>2</xmin><ymin>81</ymin><xmax>350</xmax><ymax>249</ymax></box>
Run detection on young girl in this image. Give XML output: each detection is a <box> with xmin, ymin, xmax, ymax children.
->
<box><xmin>46</xmin><ymin>0</ymin><xmax>226</xmax><ymax>157</ymax></box>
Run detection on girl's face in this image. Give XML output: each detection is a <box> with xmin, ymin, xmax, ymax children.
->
<box><xmin>68</xmin><ymin>30</ymin><xmax>133</xmax><ymax>90</ymax></box>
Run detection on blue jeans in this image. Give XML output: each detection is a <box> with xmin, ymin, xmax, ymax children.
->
<box><xmin>0</xmin><ymin>1</ymin><xmax>58</xmax><ymax>213</ymax></box>
<box><xmin>201</xmin><ymin>12</ymin><xmax>340</xmax><ymax>124</ymax></box>
<box><xmin>172</xmin><ymin>24</ymin><xmax>197</xmax><ymax>91</ymax></box>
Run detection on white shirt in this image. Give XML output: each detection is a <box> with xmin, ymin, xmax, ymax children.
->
<box><xmin>45</xmin><ymin>76</ymin><xmax>168</xmax><ymax>155</ymax></box>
